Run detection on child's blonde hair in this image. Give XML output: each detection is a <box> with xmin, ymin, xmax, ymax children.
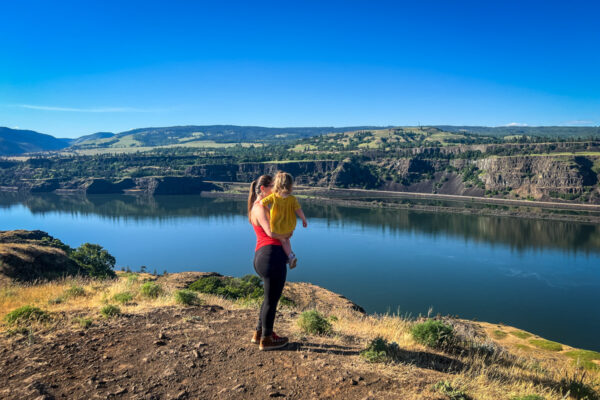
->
<box><xmin>273</xmin><ymin>171</ymin><xmax>293</xmax><ymax>195</ymax></box>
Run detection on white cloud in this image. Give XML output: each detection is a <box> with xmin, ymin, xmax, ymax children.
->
<box><xmin>505</xmin><ymin>122</ymin><xmax>529</xmax><ymax>127</ymax></box>
<box><xmin>12</xmin><ymin>126</ymin><xmax>19</xmax><ymax>129</ymax></box>
<box><xmin>17</xmin><ymin>104</ymin><xmax>155</xmax><ymax>113</ymax></box>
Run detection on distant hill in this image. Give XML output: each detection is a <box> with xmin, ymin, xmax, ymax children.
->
<box><xmin>0</xmin><ymin>127</ymin><xmax>72</xmax><ymax>155</ymax></box>
<box><xmin>435</xmin><ymin>125</ymin><xmax>600</xmax><ymax>138</ymax></box>
<box><xmin>71</xmin><ymin>131</ymin><xmax>115</xmax><ymax>146</ymax></box>
<box><xmin>71</xmin><ymin>125</ymin><xmax>384</xmax><ymax>149</ymax></box>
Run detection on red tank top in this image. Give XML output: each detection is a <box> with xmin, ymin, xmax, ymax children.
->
<box><xmin>253</xmin><ymin>224</ymin><xmax>281</xmax><ymax>252</ymax></box>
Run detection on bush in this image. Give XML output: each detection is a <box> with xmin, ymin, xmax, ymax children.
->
<box><xmin>113</xmin><ymin>292</ymin><xmax>134</xmax><ymax>304</ymax></box>
<box><xmin>174</xmin><ymin>289</ymin><xmax>199</xmax><ymax>305</ymax></box>
<box><xmin>411</xmin><ymin>319</ymin><xmax>454</xmax><ymax>349</ymax></box>
<box><xmin>140</xmin><ymin>282</ymin><xmax>163</xmax><ymax>298</ymax></box>
<box><xmin>100</xmin><ymin>304</ymin><xmax>121</xmax><ymax>318</ymax></box>
<box><xmin>48</xmin><ymin>297</ymin><xmax>64</xmax><ymax>305</ymax></box>
<box><xmin>433</xmin><ymin>381</ymin><xmax>470</xmax><ymax>400</ymax></box>
<box><xmin>297</xmin><ymin>310</ymin><xmax>332</xmax><ymax>335</ymax></box>
<box><xmin>70</xmin><ymin>243</ymin><xmax>116</xmax><ymax>279</ymax></box>
<box><xmin>528</xmin><ymin>339</ymin><xmax>563</xmax><ymax>352</ymax></box>
<box><xmin>360</xmin><ymin>337</ymin><xmax>399</xmax><ymax>363</ymax></box>
<box><xmin>4</xmin><ymin>305</ymin><xmax>48</xmax><ymax>325</ymax></box>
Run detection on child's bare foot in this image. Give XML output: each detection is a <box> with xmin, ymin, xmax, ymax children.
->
<box><xmin>288</xmin><ymin>253</ymin><xmax>297</xmax><ymax>269</ymax></box>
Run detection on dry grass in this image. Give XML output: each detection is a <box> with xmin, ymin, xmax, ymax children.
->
<box><xmin>2</xmin><ymin>274</ymin><xmax>599</xmax><ymax>400</ymax></box>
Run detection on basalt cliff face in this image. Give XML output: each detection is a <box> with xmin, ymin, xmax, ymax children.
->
<box><xmin>2</xmin><ymin>156</ymin><xmax>599</xmax><ymax>203</ymax></box>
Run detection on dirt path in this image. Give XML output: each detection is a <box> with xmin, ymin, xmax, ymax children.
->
<box><xmin>0</xmin><ymin>305</ymin><xmax>437</xmax><ymax>400</ymax></box>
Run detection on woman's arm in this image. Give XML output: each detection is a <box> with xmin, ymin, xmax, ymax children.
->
<box><xmin>253</xmin><ymin>204</ymin><xmax>290</xmax><ymax>240</ymax></box>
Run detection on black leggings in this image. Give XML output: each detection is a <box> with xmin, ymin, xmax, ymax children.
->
<box><xmin>253</xmin><ymin>245</ymin><xmax>287</xmax><ymax>337</ymax></box>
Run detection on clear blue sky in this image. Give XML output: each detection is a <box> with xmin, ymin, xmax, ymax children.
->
<box><xmin>1</xmin><ymin>0</ymin><xmax>599</xmax><ymax>138</ymax></box>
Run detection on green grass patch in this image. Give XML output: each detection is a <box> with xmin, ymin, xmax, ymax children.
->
<box><xmin>4</xmin><ymin>305</ymin><xmax>49</xmax><ymax>325</ymax></box>
<box><xmin>360</xmin><ymin>337</ymin><xmax>399</xmax><ymax>363</ymax></box>
<box><xmin>100</xmin><ymin>304</ymin><xmax>121</xmax><ymax>318</ymax></box>
<box><xmin>511</xmin><ymin>395</ymin><xmax>545</xmax><ymax>400</ymax></box>
<box><xmin>528</xmin><ymin>339</ymin><xmax>563</xmax><ymax>352</ymax></box>
<box><xmin>64</xmin><ymin>285</ymin><xmax>86</xmax><ymax>298</ymax></box>
<box><xmin>140</xmin><ymin>282</ymin><xmax>163</xmax><ymax>298</ymax></box>
<box><xmin>515</xmin><ymin>344</ymin><xmax>531</xmax><ymax>351</ymax></box>
<box><xmin>74</xmin><ymin>317</ymin><xmax>93</xmax><ymax>329</ymax></box>
<box><xmin>433</xmin><ymin>381</ymin><xmax>471</xmax><ymax>400</ymax></box>
<box><xmin>493</xmin><ymin>330</ymin><xmax>508</xmax><ymax>339</ymax></box>
<box><xmin>564</xmin><ymin>350</ymin><xmax>600</xmax><ymax>371</ymax></box>
<box><xmin>411</xmin><ymin>320</ymin><xmax>454</xmax><ymax>349</ymax></box>
<box><xmin>510</xmin><ymin>330</ymin><xmax>532</xmax><ymax>339</ymax></box>
<box><xmin>297</xmin><ymin>310</ymin><xmax>332</xmax><ymax>335</ymax></box>
<box><xmin>113</xmin><ymin>291</ymin><xmax>134</xmax><ymax>304</ymax></box>
<box><xmin>174</xmin><ymin>289</ymin><xmax>200</xmax><ymax>305</ymax></box>
<box><xmin>48</xmin><ymin>296</ymin><xmax>64</xmax><ymax>305</ymax></box>
<box><xmin>188</xmin><ymin>274</ymin><xmax>294</xmax><ymax>307</ymax></box>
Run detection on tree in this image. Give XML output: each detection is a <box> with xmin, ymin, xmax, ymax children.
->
<box><xmin>70</xmin><ymin>243</ymin><xmax>116</xmax><ymax>279</ymax></box>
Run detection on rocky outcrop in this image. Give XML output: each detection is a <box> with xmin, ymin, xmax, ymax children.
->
<box><xmin>0</xmin><ymin>230</ymin><xmax>82</xmax><ymax>283</ymax></box>
<box><xmin>84</xmin><ymin>178</ymin><xmax>136</xmax><ymax>194</ymax></box>
<box><xmin>135</xmin><ymin>177</ymin><xmax>221</xmax><ymax>195</ymax></box>
<box><xmin>476</xmin><ymin>156</ymin><xmax>599</xmax><ymax>198</ymax></box>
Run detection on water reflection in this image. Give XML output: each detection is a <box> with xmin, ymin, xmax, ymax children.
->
<box><xmin>1</xmin><ymin>192</ymin><xmax>598</xmax><ymax>255</ymax></box>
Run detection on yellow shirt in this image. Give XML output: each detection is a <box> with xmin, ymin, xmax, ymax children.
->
<box><xmin>261</xmin><ymin>193</ymin><xmax>301</xmax><ymax>234</ymax></box>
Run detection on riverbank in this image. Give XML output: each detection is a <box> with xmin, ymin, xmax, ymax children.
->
<box><xmin>1</xmin><ymin>271</ymin><xmax>598</xmax><ymax>400</ymax></box>
<box><xmin>203</xmin><ymin>182</ymin><xmax>600</xmax><ymax>224</ymax></box>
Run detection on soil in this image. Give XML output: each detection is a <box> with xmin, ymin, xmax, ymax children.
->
<box><xmin>0</xmin><ymin>273</ymin><xmax>440</xmax><ymax>400</ymax></box>
<box><xmin>0</xmin><ymin>307</ymin><xmax>435</xmax><ymax>400</ymax></box>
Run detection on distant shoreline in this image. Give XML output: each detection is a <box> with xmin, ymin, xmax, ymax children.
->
<box><xmin>203</xmin><ymin>184</ymin><xmax>600</xmax><ymax>224</ymax></box>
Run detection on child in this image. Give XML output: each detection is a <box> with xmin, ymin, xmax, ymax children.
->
<box><xmin>261</xmin><ymin>171</ymin><xmax>307</xmax><ymax>269</ymax></box>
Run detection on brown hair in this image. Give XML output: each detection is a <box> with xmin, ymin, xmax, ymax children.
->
<box><xmin>247</xmin><ymin>175</ymin><xmax>273</xmax><ymax>221</ymax></box>
<box><xmin>273</xmin><ymin>171</ymin><xmax>293</xmax><ymax>195</ymax></box>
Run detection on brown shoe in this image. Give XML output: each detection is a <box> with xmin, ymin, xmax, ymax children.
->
<box><xmin>251</xmin><ymin>330</ymin><xmax>262</xmax><ymax>344</ymax></box>
<box><xmin>259</xmin><ymin>333</ymin><xmax>289</xmax><ymax>351</ymax></box>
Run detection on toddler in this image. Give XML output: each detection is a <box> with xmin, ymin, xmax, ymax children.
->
<box><xmin>261</xmin><ymin>171</ymin><xmax>307</xmax><ymax>269</ymax></box>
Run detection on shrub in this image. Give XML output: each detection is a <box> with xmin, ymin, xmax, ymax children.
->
<box><xmin>70</xmin><ymin>243</ymin><xmax>116</xmax><ymax>279</ymax></box>
<box><xmin>113</xmin><ymin>292</ymin><xmax>134</xmax><ymax>304</ymax></box>
<box><xmin>297</xmin><ymin>310</ymin><xmax>332</xmax><ymax>335</ymax></box>
<box><xmin>411</xmin><ymin>320</ymin><xmax>454</xmax><ymax>349</ymax></box>
<box><xmin>4</xmin><ymin>305</ymin><xmax>48</xmax><ymax>325</ymax></box>
<box><xmin>360</xmin><ymin>337</ymin><xmax>400</xmax><ymax>363</ymax></box>
<box><xmin>528</xmin><ymin>339</ymin><xmax>563</xmax><ymax>352</ymax></box>
<box><xmin>433</xmin><ymin>381</ymin><xmax>470</xmax><ymax>400</ymax></box>
<box><xmin>100</xmin><ymin>304</ymin><xmax>121</xmax><ymax>318</ymax></box>
<box><xmin>64</xmin><ymin>285</ymin><xmax>85</xmax><ymax>298</ymax></box>
<box><xmin>174</xmin><ymin>289</ymin><xmax>199</xmax><ymax>305</ymax></box>
<box><xmin>140</xmin><ymin>282</ymin><xmax>163</xmax><ymax>298</ymax></box>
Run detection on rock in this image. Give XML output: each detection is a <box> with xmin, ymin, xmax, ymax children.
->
<box><xmin>269</xmin><ymin>392</ymin><xmax>285</xmax><ymax>398</ymax></box>
<box><xmin>232</xmin><ymin>384</ymin><xmax>245</xmax><ymax>391</ymax></box>
<box><xmin>158</xmin><ymin>332</ymin><xmax>167</xmax><ymax>340</ymax></box>
<box><xmin>154</xmin><ymin>340</ymin><xmax>167</xmax><ymax>346</ymax></box>
<box><xmin>192</xmin><ymin>350</ymin><xmax>201</xmax><ymax>359</ymax></box>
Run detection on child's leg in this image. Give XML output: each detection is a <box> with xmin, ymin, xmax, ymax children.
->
<box><xmin>280</xmin><ymin>237</ymin><xmax>292</xmax><ymax>258</ymax></box>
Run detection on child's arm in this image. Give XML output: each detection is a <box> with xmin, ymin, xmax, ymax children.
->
<box><xmin>295</xmin><ymin>208</ymin><xmax>308</xmax><ymax>228</ymax></box>
<box><xmin>292</xmin><ymin>196</ymin><xmax>307</xmax><ymax>227</ymax></box>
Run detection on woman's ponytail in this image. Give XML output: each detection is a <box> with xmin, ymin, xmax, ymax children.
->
<box><xmin>247</xmin><ymin>175</ymin><xmax>273</xmax><ymax>222</ymax></box>
<box><xmin>247</xmin><ymin>180</ymin><xmax>258</xmax><ymax>221</ymax></box>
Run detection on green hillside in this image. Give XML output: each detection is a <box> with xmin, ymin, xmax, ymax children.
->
<box><xmin>0</xmin><ymin>127</ymin><xmax>72</xmax><ymax>156</ymax></box>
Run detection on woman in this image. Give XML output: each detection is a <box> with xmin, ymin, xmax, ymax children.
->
<box><xmin>248</xmin><ymin>174</ymin><xmax>290</xmax><ymax>350</ymax></box>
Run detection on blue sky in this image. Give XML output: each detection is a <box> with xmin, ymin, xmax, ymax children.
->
<box><xmin>1</xmin><ymin>0</ymin><xmax>599</xmax><ymax>138</ymax></box>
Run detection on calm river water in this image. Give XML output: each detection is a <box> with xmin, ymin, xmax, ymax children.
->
<box><xmin>1</xmin><ymin>193</ymin><xmax>599</xmax><ymax>351</ymax></box>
